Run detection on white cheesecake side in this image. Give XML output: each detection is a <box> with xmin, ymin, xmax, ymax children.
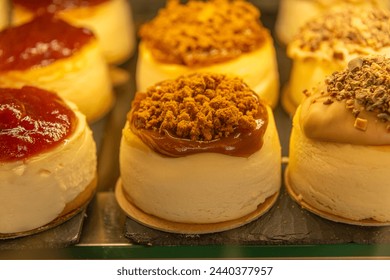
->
<box><xmin>136</xmin><ymin>36</ymin><xmax>279</xmax><ymax>108</ymax></box>
<box><xmin>120</xmin><ymin>106</ymin><xmax>281</xmax><ymax>224</ymax></box>
<box><xmin>288</xmin><ymin>106</ymin><xmax>390</xmax><ymax>222</ymax></box>
<box><xmin>0</xmin><ymin>39</ymin><xmax>113</xmax><ymax>123</ymax></box>
<box><xmin>0</xmin><ymin>102</ymin><xmax>97</xmax><ymax>234</ymax></box>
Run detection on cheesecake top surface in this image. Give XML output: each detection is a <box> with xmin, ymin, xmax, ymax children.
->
<box><xmin>13</xmin><ymin>0</ymin><xmax>109</xmax><ymax>12</ymax></box>
<box><xmin>139</xmin><ymin>0</ymin><xmax>268</xmax><ymax>67</ymax></box>
<box><xmin>0</xmin><ymin>14</ymin><xmax>94</xmax><ymax>72</ymax></box>
<box><xmin>0</xmin><ymin>86</ymin><xmax>77</xmax><ymax>162</ymax></box>
<box><xmin>300</xmin><ymin>56</ymin><xmax>390</xmax><ymax>145</ymax></box>
<box><xmin>128</xmin><ymin>73</ymin><xmax>268</xmax><ymax>157</ymax></box>
<box><xmin>288</xmin><ymin>7</ymin><xmax>390</xmax><ymax>61</ymax></box>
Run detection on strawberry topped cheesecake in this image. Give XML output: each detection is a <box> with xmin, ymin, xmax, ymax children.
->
<box><xmin>0</xmin><ymin>86</ymin><xmax>97</xmax><ymax>235</ymax></box>
<box><xmin>0</xmin><ymin>14</ymin><xmax>113</xmax><ymax>122</ymax></box>
<box><xmin>11</xmin><ymin>0</ymin><xmax>135</xmax><ymax>64</ymax></box>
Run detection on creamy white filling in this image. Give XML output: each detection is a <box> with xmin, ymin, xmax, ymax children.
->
<box><xmin>120</xmin><ymin>107</ymin><xmax>281</xmax><ymax>224</ymax></box>
<box><xmin>136</xmin><ymin>36</ymin><xmax>279</xmax><ymax>108</ymax></box>
<box><xmin>59</xmin><ymin>0</ymin><xmax>135</xmax><ymax>64</ymax></box>
<box><xmin>0</xmin><ymin>40</ymin><xmax>113</xmax><ymax>122</ymax></box>
<box><xmin>288</xmin><ymin>106</ymin><xmax>390</xmax><ymax>222</ymax></box>
<box><xmin>0</xmin><ymin>103</ymin><xmax>97</xmax><ymax>234</ymax></box>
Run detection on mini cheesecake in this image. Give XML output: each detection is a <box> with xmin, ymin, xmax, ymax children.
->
<box><xmin>275</xmin><ymin>0</ymin><xmax>389</xmax><ymax>45</ymax></box>
<box><xmin>119</xmin><ymin>73</ymin><xmax>281</xmax><ymax>226</ymax></box>
<box><xmin>287</xmin><ymin>56</ymin><xmax>390</xmax><ymax>224</ymax></box>
<box><xmin>0</xmin><ymin>0</ymin><xmax>10</xmax><ymax>30</ymax></box>
<box><xmin>0</xmin><ymin>14</ymin><xmax>113</xmax><ymax>122</ymax></box>
<box><xmin>283</xmin><ymin>7</ymin><xmax>390</xmax><ymax>115</ymax></box>
<box><xmin>12</xmin><ymin>0</ymin><xmax>135</xmax><ymax>65</ymax></box>
<box><xmin>137</xmin><ymin>0</ymin><xmax>279</xmax><ymax>108</ymax></box>
<box><xmin>0</xmin><ymin>86</ymin><xmax>97</xmax><ymax>234</ymax></box>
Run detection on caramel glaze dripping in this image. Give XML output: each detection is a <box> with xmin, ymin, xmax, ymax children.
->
<box><xmin>128</xmin><ymin>94</ymin><xmax>269</xmax><ymax>158</ymax></box>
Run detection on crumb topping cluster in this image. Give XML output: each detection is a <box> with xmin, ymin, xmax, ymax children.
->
<box><xmin>323</xmin><ymin>56</ymin><xmax>390</xmax><ymax>130</ymax></box>
<box><xmin>131</xmin><ymin>73</ymin><xmax>264</xmax><ymax>141</ymax></box>
<box><xmin>292</xmin><ymin>8</ymin><xmax>390</xmax><ymax>59</ymax></box>
<box><xmin>139</xmin><ymin>0</ymin><xmax>267</xmax><ymax>67</ymax></box>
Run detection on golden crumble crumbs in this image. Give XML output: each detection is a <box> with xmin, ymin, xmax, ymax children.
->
<box><xmin>139</xmin><ymin>0</ymin><xmax>267</xmax><ymax>67</ymax></box>
<box><xmin>130</xmin><ymin>73</ymin><xmax>266</xmax><ymax>141</ymax></box>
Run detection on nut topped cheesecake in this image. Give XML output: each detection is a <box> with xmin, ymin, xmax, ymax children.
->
<box><xmin>0</xmin><ymin>14</ymin><xmax>113</xmax><ymax>122</ymax></box>
<box><xmin>119</xmin><ymin>73</ymin><xmax>281</xmax><ymax>228</ymax></box>
<box><xmin>137</xmin><ymin>0</ymin><xmax>279</xmax><ymax>108</ymax></box>
<box><xmin>283</xmin><ymin>7</ymin><xmax>390</xmax><ymax>114</ymax></box>
<box><xmin>12</xmin><ymin>0</ymin><xmax>135</xmax><ymax>64</ymax></box>
<box><xmin>287</xmin><ymin>56</ymin><xmax>390</xmax><ymax>224</ymax></box>
<box><xmin>275</xmin><ymin>0</ymin><xmax>390</xmax><ymax>45</ymax></box>
<box><xmin>0</xmin><ymin>86</ymin><xmax>97</xmax><ymax>234</ymax></box>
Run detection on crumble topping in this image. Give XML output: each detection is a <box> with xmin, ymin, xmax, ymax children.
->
<box><xmin>323</xmin><ymin>56</ymin><xmax>390</xmax><ymax>129</ymax></box>
<box><xmin>139</xmin><ymin>0</ymin><xmax>267</xmax><ymax>67</ymax></box>
<box><xmin>291</xmin><ymin>7</ymin><xmax>390</xmax><ymax>60</ymax></box>
<box><xmin>131</xmin><ymin>73</ymin><xmax>265</xmax><ymax>141</ymax></box>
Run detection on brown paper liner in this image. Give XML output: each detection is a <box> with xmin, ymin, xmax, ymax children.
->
<box><xmin>115</xmin><ymin>178</ymin><xmax>280</xmax><ymax>234</ymax></box>
<box><xmin>284</xmin><ymin>166</ymin><xmax>390</xmax><ymax>226</ymax></box>
<box><xmin>0</xmin><ymin>175</ymin><xmax>97</xmax><ymax>240</ymax></box>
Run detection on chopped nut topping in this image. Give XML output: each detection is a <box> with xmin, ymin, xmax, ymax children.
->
<box><xmin>354</xmin><ymin>117</ymin><xmax>368</xmax><ymax>131</ymax></box>
<box><xmin>130</xmin><ymin>73</ymin><xmax>266</xmax><ymax>141</ymax></box>
<box><xmin>139</xmin><ymin>0</ymin><xmax>267</xmax><ymax>67</ymax></box>
<box><xmin>291</xmin><ymin>8</ymin><xmax>390</xmax><ymax>59</ymax></box>
<box><xmin>323</xmin><ymin>56</ymin><xmax>390</xmax><ymax>128</ymax></box>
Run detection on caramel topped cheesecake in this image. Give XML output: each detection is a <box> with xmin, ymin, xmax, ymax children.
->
<box><xmin>0</xmin><ymin>14</ymin><xmax>113</xmax><ymax>122</ymax></box>
<box><xmin>137</xmin><ymin>0</ymin><xmax>279</xmax><ymax>108</ymax></box>
<box><xmin>12</xmin><ymin>0</ymin><xmax>135</xmax><ymax>64</ymax></box>
<box><xmin>287</xmin><ymin>56</ymin><xmax>390</xmax><ymax>224</ymax></box>
<box><xmin>275</xmin><ymin>0</ymin><xmax>389</xmax><ymax>45</ymax></box>
<box><xmin>0</xmin><ymin>86</ymin><xmax>97</xmax><ymax>234</ymax></box>
<box><xmin>119</xmin><ymin>73</ymin><xmax>281</xmax><ymax>225</ymax></box>
<box><xmin>283</xmin><ymin>7</ymin><xmax>390</xmax><ymax>114</ymax></box>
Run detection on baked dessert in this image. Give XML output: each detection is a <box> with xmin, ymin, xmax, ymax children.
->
<box><xmin>275</xmin><ymin>0</ymin><xmax>390</xmax><ymax>45</ymax></box>
<box><xmin>0</xmin><ymin>0</ymin><xmax>10</xmax><ymax>30</ymax></box>
<box><xmin>0</xmin><ymin>13</ymin><xmax>113</xmax><ymax>122</ymax></box>
<box><xmin>12</xmin><ymin>0</ymin><xmax>135</xmax><ymax>65</ymax></box>
<box><xmin>0</xmin><ymin>86</ymin><xmax>97</xmax><ymax>235</ymax></box>
<box><xmin>118</xmin><ymin>73</ymin><xmax>281</xmax><ymax>228</ymax></box>
<box><xmin>286</xmin><ymin>56</ymin><xmax>390</xmax><ymax>225</ymax></box>
<box><xmin>283</xmin><ymin>7</ymin><xmax>390</xmax><ymax>115</ymax></box>
<box><xmin>136</xmin><ymin>0</ymin><xmax>279</xmax><ymax>108</ymax></box>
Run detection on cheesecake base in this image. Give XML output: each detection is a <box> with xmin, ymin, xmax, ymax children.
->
<box><xmin>115</xmin><ymin>178</ymin><xmax>279</xmax><ymax>234</ymax></box>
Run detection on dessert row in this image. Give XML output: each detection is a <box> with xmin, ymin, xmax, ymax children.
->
<box><xmin>1</xmin><ymin>0</ymin><xmax>390</xmax><ymax>237</ymax></box>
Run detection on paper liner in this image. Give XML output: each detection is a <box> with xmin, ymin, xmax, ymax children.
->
<box><xmin>115</xmin><ymin>178</ymin><xmax>280</xmax><ymax>234</ymax></box>
<box><xmin>0</xmin><ymin>176</ymin><xmax>97</xmax><ymax>240</ymax></box>
<box><xmin>284</xmin><ymin>166</ymin><xmax>390</xmax><ymax>227</ymax></box>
